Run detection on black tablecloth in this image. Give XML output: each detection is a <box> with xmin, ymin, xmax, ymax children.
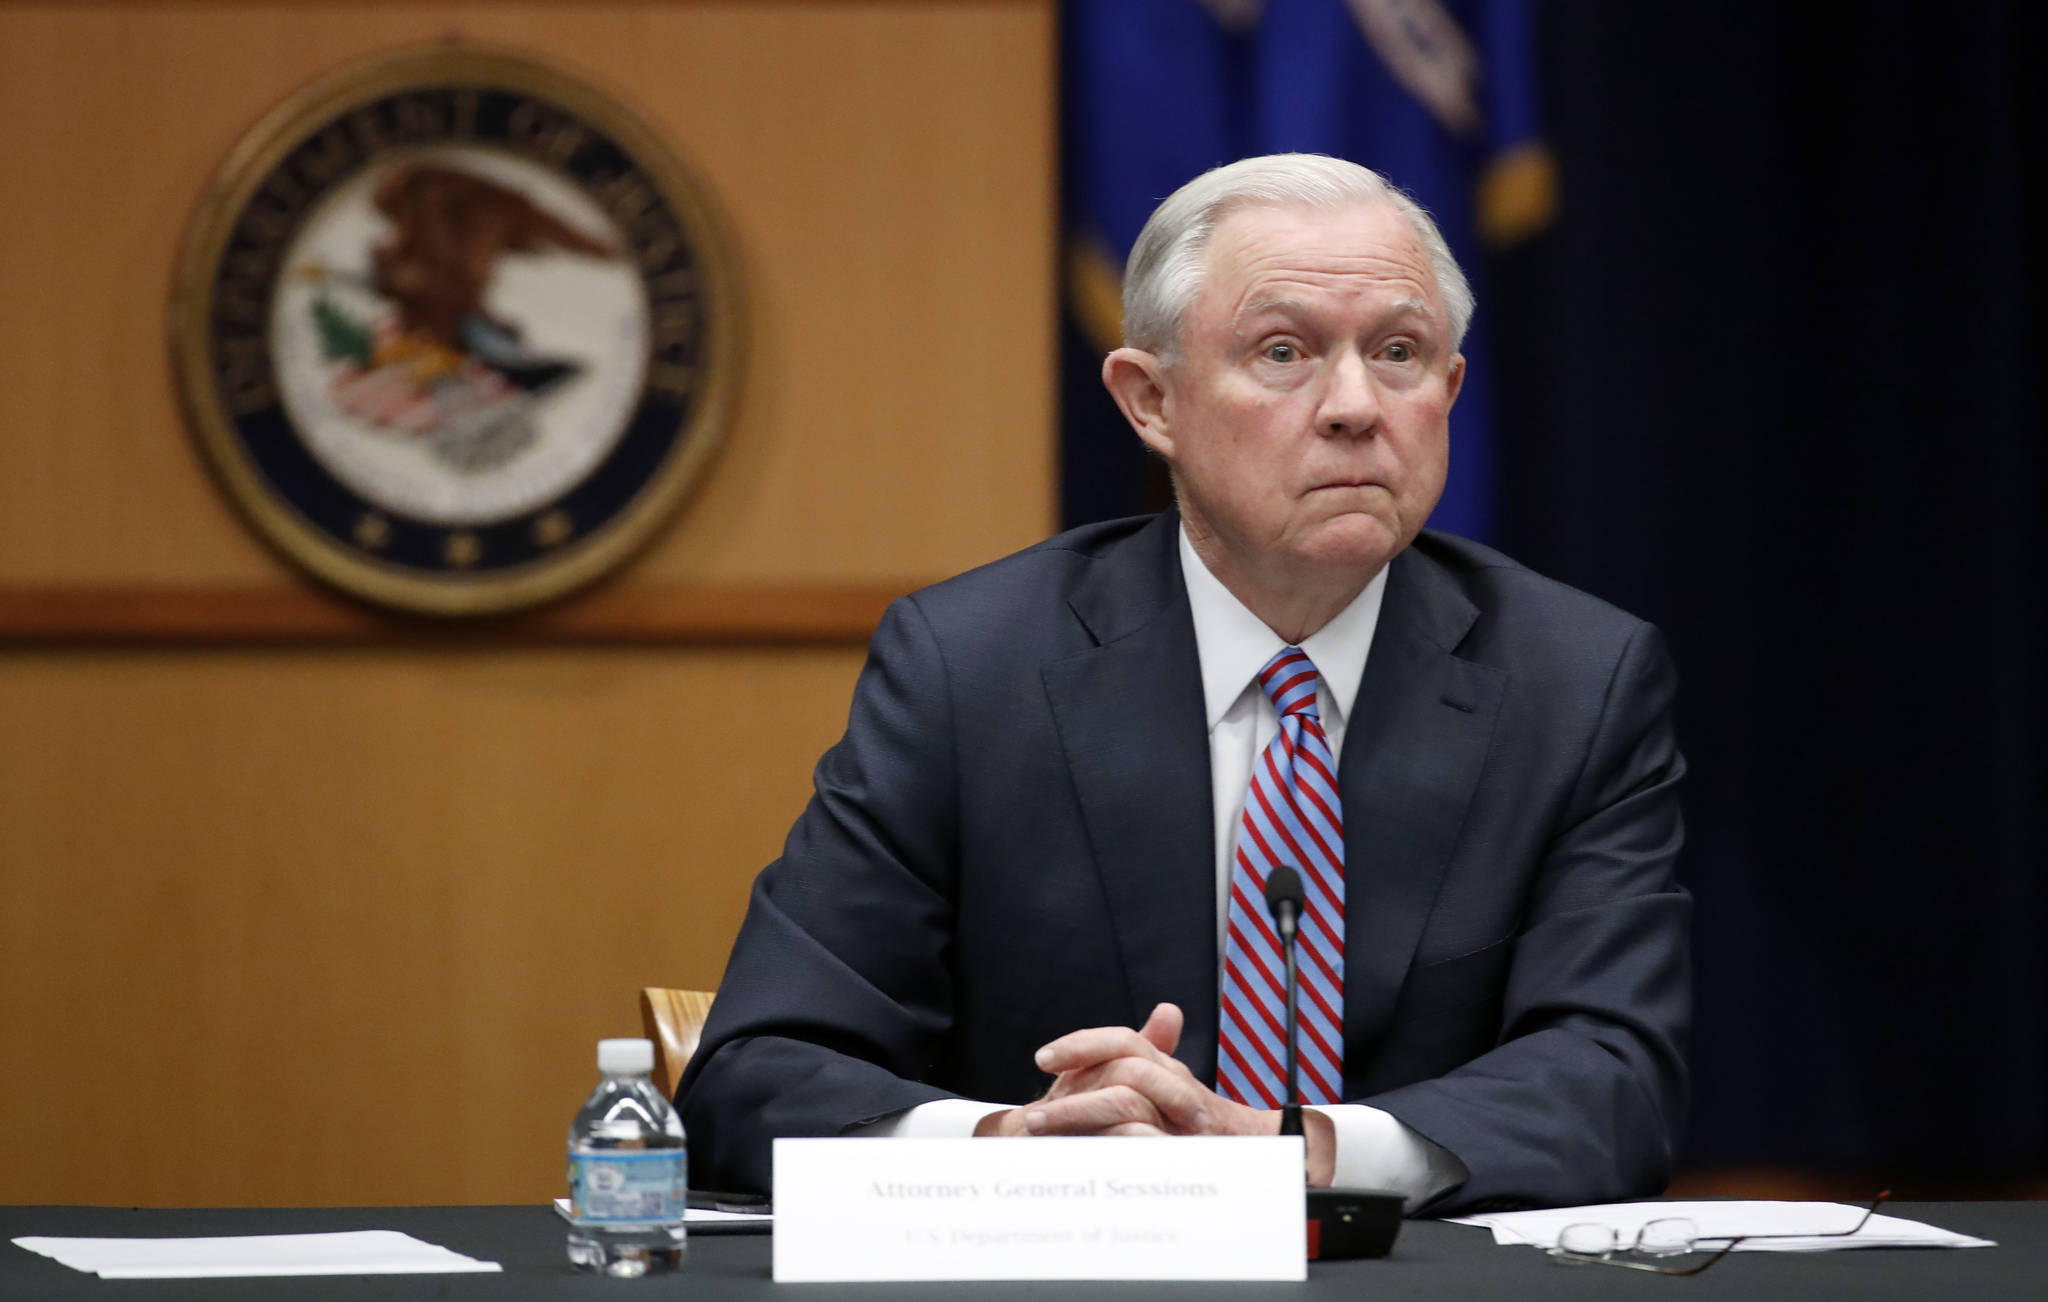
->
<box><xmin>3</xmin><ymin>1202</ymin><xmax>2037</xmax><ymax>1299</ymax></box>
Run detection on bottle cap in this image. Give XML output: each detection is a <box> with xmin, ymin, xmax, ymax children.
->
<box><xmin>598</xmin><ymin>1037</ymin><xmax>655</xmax><ymax>1075</ymax></box>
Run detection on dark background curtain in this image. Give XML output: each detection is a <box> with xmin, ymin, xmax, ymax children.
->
<box><xmin>1061</xmin><ymin>1</ymin><xmax>2045</xmax><ymax>1185</ymax></box>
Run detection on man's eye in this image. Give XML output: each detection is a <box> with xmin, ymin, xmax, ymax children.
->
<box><xmin>1265</xmin><ymin>342</ymin><xmax>1299</xmax><ymax>362</ymax></box>
<box><xmin>1385</xmin><ymin>342</ymin><xmax>1413</xmax><ymax>363</ymax></box>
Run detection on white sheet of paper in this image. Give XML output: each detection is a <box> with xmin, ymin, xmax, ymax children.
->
<box><xmin>1448</xmin><ymin>1200</ymin><xmax>1996</xmax><ymax>1252</ymax></box>
<box><xmin>773</xmin><ymin>1136</ymin><xmax>1306</xmax><ymax>1282</ymax></box>
<box><xmin>11</xmin><ymin>1230</ymin><xmax>502</xmax><ymax>1278</ymax></box>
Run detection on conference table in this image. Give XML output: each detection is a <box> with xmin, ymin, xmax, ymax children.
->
<box><xmin>4</xmin><ymin>1202</ymin><xmax>2039</xmax><ymax>1298</ymax></box>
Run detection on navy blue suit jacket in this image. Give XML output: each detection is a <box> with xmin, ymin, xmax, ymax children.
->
<box><xmin>678</xmin><ymin>512</ymin><xmax>1690</xmax><ymax>1213</ymax></box>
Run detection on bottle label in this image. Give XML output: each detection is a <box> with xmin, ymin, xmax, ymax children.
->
<box><xmin>568</xmin><ymin>1148</ymin><xmax>687</xmax><ymax>1226</ymax></box>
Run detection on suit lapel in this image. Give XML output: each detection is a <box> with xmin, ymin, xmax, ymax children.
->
<box><xmin>1339</xmin><ymin>545</ymin><xmax>1505</xmax><ymax>1093</ymax></box>
<box><xmin>1041</xmin><ymin>514</ymin><xmax>1219</xmax><ymax>1084</ymax></box>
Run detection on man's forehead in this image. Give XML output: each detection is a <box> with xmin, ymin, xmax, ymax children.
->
<box><xmin>1240</xmin><ymin>291</ymin><xmax>1433</xmax><ymax>322</ymax></box>
<box><xmin>1205</xmin><ymin>198</ymin><xmax>1422</xmax><ymax>264</ymax></box>
<box><xmin>1200</xmin><ymin>200</ymin><xmax>1440</xmax><ymax>319</ymax></box>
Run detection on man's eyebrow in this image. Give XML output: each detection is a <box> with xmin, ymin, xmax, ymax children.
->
<box><xmin>1235</xmin><ymin>295</ymin><xmax>1305</xmax><ymax>322</ymax></box>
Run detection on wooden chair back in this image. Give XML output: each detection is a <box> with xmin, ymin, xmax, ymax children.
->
<box><xmin>639</xmin><ymin>987</ymin><xmax>717</xmax><ymax>1100</ymax></box>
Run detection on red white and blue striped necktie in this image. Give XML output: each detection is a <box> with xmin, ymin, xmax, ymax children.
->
<box><xmin>1217</xmin><ymin>646</ymin><xmax>1346</xmax><ymax>1110</ymax></box>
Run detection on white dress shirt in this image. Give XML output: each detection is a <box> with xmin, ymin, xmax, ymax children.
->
<box><xmin>857</xmin><ymin>525</ymin><xmax>1468</xmax><ymax>1210</ymax></box>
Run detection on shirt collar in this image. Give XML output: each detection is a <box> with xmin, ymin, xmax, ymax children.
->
<box><xmin>1178</xmin><ymin>522</ymin><xmax>1388</xmax><ymax>733</ymax></box>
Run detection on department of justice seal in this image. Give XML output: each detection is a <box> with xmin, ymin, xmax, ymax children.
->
<box><xmin>169</xmin><ymin>45</ymin><xmax>740</xmax><ymax>615</ymax></box>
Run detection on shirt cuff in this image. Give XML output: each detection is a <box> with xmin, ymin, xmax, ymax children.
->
<box><xmin>845</xmin><ymin>1098</ymin><xmax>1011</xmax><ymax>1139</ymax></box>
<box><xmin>1316</xmin><ymin>1103</ymin><xmax>1468</xmax><ymax>1211</ymax></box>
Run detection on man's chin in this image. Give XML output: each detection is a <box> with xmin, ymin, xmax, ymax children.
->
<box><xmin>1298</xmin><ymin>514</ymin><xmax>1404</xmax><ymax>573</ymax></box>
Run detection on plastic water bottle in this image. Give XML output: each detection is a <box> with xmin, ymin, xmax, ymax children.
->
<box><xmin>566</xmin><ymin>1038</ymin><xmax>688</xmax><ymax>1276</ymax></box>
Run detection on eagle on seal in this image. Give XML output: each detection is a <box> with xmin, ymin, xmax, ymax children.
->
<box><xmin>370</xmin><ymin>163</ymin><xmax>616</xmax><ymax>390</ymax></box>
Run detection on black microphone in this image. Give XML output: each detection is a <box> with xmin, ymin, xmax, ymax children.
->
<box><xmin>1265</xmin><ymin>865</ymin><xmax>1406</xmax><ymax>1260</ymax></box>
<box><xmin>1263</xmin><ymin>865</ymin><xmax>1307</xmax><ymax>1138</ymax></box>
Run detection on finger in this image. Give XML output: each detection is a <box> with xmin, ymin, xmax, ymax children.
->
<box><xmin>1020</xmin><ymin>1085</ymin><xmax>1165</xmax><ymax>1136</ymax></box>
<box><xmin>1035</xmin><ymin>1025</ymin><xmax>1174</xmax><ymax>1076</ymax></box>
<box><xmin>1138</xmin><ymin>1002</ymin><xmax>1184</xmax><ymax>1056</ymax></box>
<box><xmin>1041</xmin><ymin>1056</ymin><xmax>1215</xmax><ymax>1134</ymax></box>
<box><xmin>1099</xmin><ymin>1122</ymin><xmax>1169</xmax><ymax>1137</ymax></box>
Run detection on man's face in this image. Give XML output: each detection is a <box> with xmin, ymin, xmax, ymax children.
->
<box><xmin>1147</xmin><ymin>200</ymin><xmax>1463</xmax><ymax>592</ymax></box>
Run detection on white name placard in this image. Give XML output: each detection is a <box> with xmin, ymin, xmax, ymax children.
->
<box><xmin>772</xmin><ymin>1136</ymin><xmax>1306</xmax><ymax>1282</ymax></box>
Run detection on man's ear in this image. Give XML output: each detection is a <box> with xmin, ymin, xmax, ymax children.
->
<box><xmin>1445</xmin><ymin>353</ymin><xmax>1466</xmax><ymax>411</ymax></box>
<box><xmin>1101</xmin><ymin>347</ymin><xmax>1176</xmax><ymax>460</ymax></box>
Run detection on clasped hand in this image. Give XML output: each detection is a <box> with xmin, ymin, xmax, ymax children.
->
<box><xmin>972</xmin><ymin>1003</ymin><xmax>1336</xmax><ymax>1183</ymax></box>
<box><xmin>965</xmin><ymin>1002</ymin><xmax>1251</xmax><ymax>1133</ymax></box>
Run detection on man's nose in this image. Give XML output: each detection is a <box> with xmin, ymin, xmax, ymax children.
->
<box><xmin>1317</xmin><ymin>350</ymin><xmax>1380</xmax><ymax>438</ymax></box>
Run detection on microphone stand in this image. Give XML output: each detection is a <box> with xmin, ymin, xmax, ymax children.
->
<box><xmin>1264</xmin><ymin>864</ymin><xmax>1305</xmax><ymax>1138</ymax></box>
<box><xmin>1277</xmin><ymin>904</ymin><xmax>1303</xmax><ymax>1138</ymax></box>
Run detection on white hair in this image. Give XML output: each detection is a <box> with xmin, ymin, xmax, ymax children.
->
<box><xmin>1121</xmin><ymin>153</ymin><xmax>1474</xmax><ymax>361</ymax></box>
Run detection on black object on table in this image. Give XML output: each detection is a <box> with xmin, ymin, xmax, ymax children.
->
<box><xmin>2</xmin><ymin>1202</ymin><xmax>2038</xmax><ymax>1300</ymax></box>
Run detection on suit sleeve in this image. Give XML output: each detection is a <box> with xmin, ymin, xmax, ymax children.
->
<box><xmin>677</xmin><ymin>596</ymin><xmax>967</xmax><ymax>1194</ymax></box>
<box><xmin>1369</xmin><ymin>620</ymin><xmax>1691</xmax><ymax>1213</ymax></box>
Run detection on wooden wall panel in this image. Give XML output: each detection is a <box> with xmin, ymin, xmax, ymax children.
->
<box><xmin>0</xmin><ymin>1</ymin><xmax>1055</xmax><ymax>588</ymax></box>
<box><xmin>0</xmin><ymin>647</ymin><xmax>865</xmax><ymax>1206</ymax></box>
<box><xmin>0</xmin><ymin>1</ymin><xmax>1055</xmax><ymax>1206</ymax></box>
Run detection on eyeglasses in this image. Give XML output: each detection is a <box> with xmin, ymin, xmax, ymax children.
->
<box><xmin>1546</xmin><ymin>1190</ymin><xmax>1891</xmax><ymax>1276</ymax></box>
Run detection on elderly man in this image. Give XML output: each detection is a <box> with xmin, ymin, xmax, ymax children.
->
<box><xmin>678</xmin><ymin>155</ymin><xmax>1688</xmax><ymax>1215</ymax></box>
